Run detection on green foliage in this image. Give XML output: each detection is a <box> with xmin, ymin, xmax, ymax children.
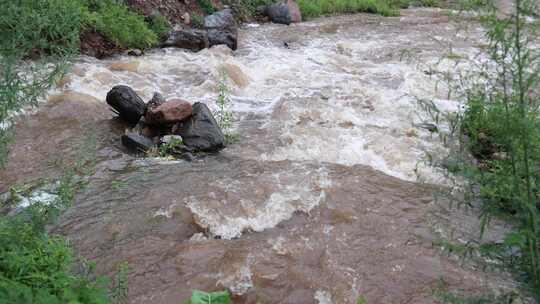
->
<box><xmin>158</xmin><ymin>137</ymin><xmax>184</xmax><ymax>157</ymax></box>
<box><xmin>433</xmin><ymin>287</ymin><xmax>518</xmax><ymax>304</ymax></box>
<box><xmin>86</xmin><ymin>3</ymin><xmax>157</xmax><ymax>49</ymax></box>
<box><xmin>449</xmin><ymin>0</ymin><xmax>540</xmax><ymax>296</ymax></box>
<box><xmin>357</xmin><ymin>295</ymin><xmax>367</xmax><ymax>304</ymax></box>
<box><xmin>197</xmin><ymin>0</ymin><xmax>216</xmax><ymax>14</ymax></box>
<box><xmin>215</xmin><ymin>72</ymin><xmax>238</xmax><ymax>145</ymax></box>
<box><xmin>110</xmin><ymin>262</ymin><xmax>130</xmax><ymax>304</ymax></box>
<box><xmin>191</xmin><ymin>13</ymin><xmax>205</xmax><ymax>28</ymax></box>
<box><xmin>183</xmin><ymin>290</ymin><xmax>231</xmax><ymax>304</ymax></box>
<box><xmin>0</xmin><ymin>189</ymin><xmax>110</xmax><ymax>304</ymax></box>
<box><xmin>147</xmin><ymin>13</ymin><xmax>171</xmax><ymax>39</ymax></box>
<box><xmin>297</xmin><ymin>0</ymin><xmax>399</xmax><ymax>19</ymax></box>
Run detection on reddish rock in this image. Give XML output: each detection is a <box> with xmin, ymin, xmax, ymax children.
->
<box><xmin>145</xmin><ymin>99</ymin><xmax>192</xmax><ymax>125</ymax></box>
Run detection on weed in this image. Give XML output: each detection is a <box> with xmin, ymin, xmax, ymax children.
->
<box><xmin>297</xmin><ymin>0</ymin><xmax>399</xmax><ymax>19</ymax></box>
<box><xmin>191</xmin><ymin>13</ymin><xmax>205</xmax><ymax>28</ymax></box>
<box><xmin>157</xmin><ymin>136</ymin><xmax>184</xmax><ymax>157</ymax></box>
<box><xmin>196</xmin><ymin>0</ymin><xmax>216</xmax><ymax>14</ymax></box>
<box><xmin>110</xmin><ymin>262</ymin><xmax>130</xmax><ymax>304</ymax></box>
<box><xmin>214</xmin><ymin>72</ymin><xmax>238</xmax><ymax>145</ymax></box>
<box><xmin>433</xmin><ymin>284</ymin><xmax>519</xmax><ymax>304</ymax></box>
<box><xmin>146</xmin><ymin>13</ymin><xmax>171</xmax><ymax>39</ymax></box>
<box><xmin>183</xmin><ymin>290</ymin><xmax>231</xmax><ymax>304</ymax></box>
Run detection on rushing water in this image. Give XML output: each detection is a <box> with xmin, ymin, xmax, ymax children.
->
<box><xmin>0</xmin><ymin>8</ymin><xmax>522</xmax><ymax>303</ymax></box>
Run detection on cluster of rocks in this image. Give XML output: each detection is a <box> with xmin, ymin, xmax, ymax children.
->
<box><xmin>160</xmin><ymin>0</ymin><xmax>302</xmax><ymax>52</ymax></box>
<box><xmin>161</xmin><ymin>8</ymin><xmax>238</xmax><ymax>52</ymax></box>
<box><xmin>106</xmin><ymin>85</ymin><xmax>225</xmax><ymax>159</ymax></box>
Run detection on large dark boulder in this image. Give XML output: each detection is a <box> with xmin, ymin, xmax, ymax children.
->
<box><xmin>208</xmin><ymin>29</ymin><xmax>238</xmax><ymax>50</ymax></box>
<box><xmin>161</xmin><ymin>28</ymin><xmax>209</xmax><ymax>51</ymax></box>
<box><xmin>173</xmin><ymin>102</ymin><xmax>225</xmax><ymax>152</ymax></box>
<box><xmin>204</xmin><ymin>9</ymin><xmax>238</xmax><ymax>50</ymax></box>
<box><xmin>264</xmin><ymin>0</ymin><xmax>302</xmax><ymax>25</ymax></box>
<box><xmin>106</xmin><ymin>85</ymin><xmax>146</xmax><ymax>125</ymax></box>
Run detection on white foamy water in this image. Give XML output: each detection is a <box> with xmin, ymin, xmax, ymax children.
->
<box><xmin>55</xmin><ymin>12</ymin><xmax>485</xmax><ymax>184</ymax></box>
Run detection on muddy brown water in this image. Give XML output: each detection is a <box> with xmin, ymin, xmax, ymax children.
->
<box><xmin>1</xmin><ymin>8</ymin><xmax>523</xmax><ymax>304</ymax></box>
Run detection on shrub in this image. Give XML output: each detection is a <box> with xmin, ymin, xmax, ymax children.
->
<box><xmin>146</xmin><ymin>13</ymin><xmax>171</xmax><ymax>39</ymax></box>
<box><xmin>442</xmin><ymin>0</ymin><xmax>540</xmax><ymax>295</ymax></box>
<box><xmin>87</xmin><ymin>4</ymin><xmax>158</xmax><ymax>49</ymax></box>
<box><xmin>196</xmin><ymin>0</ymin><xmax>216</xmax><ymax>14</ymax></box>
<box><xmin>297</xmin><ymin>0</ymin><xmax>399</xmax><ymax>19</ymax></box>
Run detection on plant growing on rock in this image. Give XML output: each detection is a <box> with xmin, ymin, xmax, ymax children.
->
<box><xmin>215</xmin><ymin>72</ymin><xmax>238</xmax><ymax>144</ymax></box>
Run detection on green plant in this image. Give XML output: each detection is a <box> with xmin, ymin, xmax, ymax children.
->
<box><xmin>191</xmin><ymin>13</ymin><xmax>205</xmax><ymax>28</ymax></box>
<box><xmin>196</xmin><ymin>0</ymin><xmax>216</xmax><ymax>14</ymax></box>
<box><xmin>158</xmin><ymin>137</ymin><xmax>184</xmax><ymax>157</ymax></box>
<box><xmin>433</xmin><ymin>286</ymin><xmax>518</xmax><ymax>304</ymax></box>
<box><xmin>297</xmin><ymin>0</ymin><xmax>399</xmax><ymax>19</ymax></box>
<box><xmin>146</xmin><ymin>13</ymin><xmax>171</xmax><ymax>39</ymax></box>
<box><xmin>183</xmin><ymin>290</ymin><xmax>231</xmax><ymax>304</ymax></box>
<box><xmin>110</xmin><ymin>262</ymin><xmax>129</xmax><ymax>304</ymax></box>
<box><xmin>87</xmin><ymin>3</ymin><xmax>158</xmax><ymax>49</ymax></box>
<box><xmin>439</xmin><ymin>0</ymin><xmax>540</xmax><ymax>296</ymax></box>
<box><xmin>214</xmin><ymin>72</ymin><xmax>238</xmax><ymax>145</ymax></box>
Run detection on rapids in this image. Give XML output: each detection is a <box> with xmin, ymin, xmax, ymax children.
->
<box><xmin>0</xmin><ymin>7</ymin><xmax>523</xmax><ymax>304</ymax></box>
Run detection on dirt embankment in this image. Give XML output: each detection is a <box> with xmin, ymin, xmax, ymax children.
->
<box><xmin>80</xmin><ymin>0</ymin><xmax>225</xmax><ymax>58</ymax></box>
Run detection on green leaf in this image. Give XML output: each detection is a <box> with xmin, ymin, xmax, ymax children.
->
<box><xmin>190</xmin><ymin>290</ymin><xmax>231</xmax><ymax>304</ymax></box>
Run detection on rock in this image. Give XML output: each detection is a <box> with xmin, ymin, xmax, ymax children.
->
<box><xmin>204</xmin><ymin>9</ymin><xmax>238</xmax><ymax>50</ymax></box>
<box><xmin>264</xmin><ymin>0</ymin><xmax>302</xmax><ymax>25</ymax></box>
<box><xmin>173</xmin><ymin>102</ymin><xmax>225</xmax><ymax>152</ymax></box>
<box><xmin>221</xmin><ymin>63</ymin><xmax>249</xmax><ymax>88</ymax></box>
<box><xmin>208</xmin><ymin>29</ymin><xmax>238</xmax><ymax>50</ymax></box>
<box><xmin>204</xmin><ymin>9</ymin><xmax>237</xmax><ymax>31</ymax></box>
<box><xmin>106</xmin><ymin>85</ymin><xmax>146</xmax><ymax>125</ymax></box>
<box><xmin>181</xmin><ymin>12</ymin><xmax>191</xmax><ymax>25</ymax></box>
<box><xmin>147</xmin><ymin>92</ymin><xmax>166</xmax><ymax>112</ymax></box>
<box><xmin>108</xmin><ymin>61</ymin><xmax>140</xmax><ymax>72</ymax></box>
<box><xmin>127</xmin><ymin>49</ymin><xmax>143</xmax><ymax>56</ymax></box>
<box><xmin>121</xmin><ymin>132</ymin><xmax>155</xmax><ymax>152</ymax></box>
<box><xmin>145</xmin><ymin>99</ymin><xmax>193</xmax><ymax>125</ymax></box>
<box><xmin>161</xmin><ymin>28</ymin><xmax>209</xmax><ymax>51</ymax></box>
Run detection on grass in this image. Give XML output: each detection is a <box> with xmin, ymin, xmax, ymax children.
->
<box><xmin>196</xmin><ymin>0</ymin><xmax>216</xmax><ymax>14</ymax></box>
<box><xmin>183</xmin><ymin>290</ymin><xmax>231</xmax><ymax>304</ymax></box>
<box><xmin>297</xmin><ymin>0</ymin><xmax>399</xmax><ymax>19</ymax></box>
<box><xmin>214</xmin><ymin>72</ymin><xmax>238</xmax><ymax>145</ymax></box>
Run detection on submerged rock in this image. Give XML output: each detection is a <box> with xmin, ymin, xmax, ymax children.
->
<box><xmin>161</xmin><ymin>28</ymin><xmax>209</xmax><ymax>51</ymax></box>
<box><xmin>173</xmin><ymin>102</ymin><xmax>225</xmax><ymax>152</ymax></box>
<box><xmin>106</xmin><ymin>85</ymin><xmax>146</xmax><ymax>125</ymax></box>
<box><xmin>145</xmin><ymin>99</ymin><xmax>193</xmax><ymax>126</ymax></box>
<box><xmin>264</xmin><ymin>0</ymin><xmax>302</xmax><ymax>25</ymax></box>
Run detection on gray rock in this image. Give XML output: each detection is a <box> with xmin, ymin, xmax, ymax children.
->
<box><xmin>173</xmin><ymin>102</ymin><xmax>225</xmax><ymax>152</ymax></box>
<box><xmin>204</xmin><ymin>9</ymin><xmax>237</xmax><ymax>30</ymax></box>
<box><xmin>161</xmin><ymin>28</ymin><xmax>209</xmax><ymax>51</ymax></box>
<box><xmin>204</xmin><ymin>9</ymin><xmax>238</xmax><ymax>50</ymax></box>
<box><xmin>147</xmin><ymin>92</ymin><xmax>166</xmax><ymax>112</ymax></box>
<box><xmin>121</xmin><ymin>132</ymin><xmax>155</xmax><ymax>153</ymax></box>
<box><xmin>208</xmin><ymin>29</ymin><xmax>237</xmax><ymax>50</ymax></box>
<box><xmin>106</xmin><ymin>85</ymin><xmax>146</xmax><ymax>125</ymax></box>
<box><xmin>264</xmin><ymin>0</ymin><xmax>302</xmax><ymax>25</ymax></box>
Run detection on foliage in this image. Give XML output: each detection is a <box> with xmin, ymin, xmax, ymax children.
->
<box><xmin>86</xmin><ymin>3</ymin><xmax>158</xmax><ymax>49</ymax></box>
<box><xmin>297</xmin><ymin>0</ymin><xmax>399</xmax><ymax>19</ymax></box>
<box><xmin>214</xmin><ymin>72</ymin><xmax>238</xmax><ymax>145</ymax></box>
<box><xmin>158</xmin><ymin>137</ymin><xmax>184</xmax><ymax>157</ymax></box>
<box><xmin>109</xmin><ymin>262</ymin><xmax>130</xmax><ymax>304</ymax></box>
<box><xmin>0</xmin><ymin>185</ymin><xmax>110</xmax><ymax>304</ymax></box>
<box><xmin>183</xmin><ymin>290</ymin><xmax>231</xmax><ymax>304</ymax></box>
<box><xmin>191</xmin><ymin>13</ymin><xmax>205</xmax><ymax>28</ymax></box>
<box><xmin>146</xmin><ymin>13</ymin><xmax>171</xmax><ymax>40</ymax></box>
<box><xmin>197</xmin><ymin>0</ymin><xmax>216</xmax><ymax>14</ymax></box>
<box><xmin>441</xmin><ymin>0</ymin><xmax>540</xmax><ymax>296</ymax></box>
